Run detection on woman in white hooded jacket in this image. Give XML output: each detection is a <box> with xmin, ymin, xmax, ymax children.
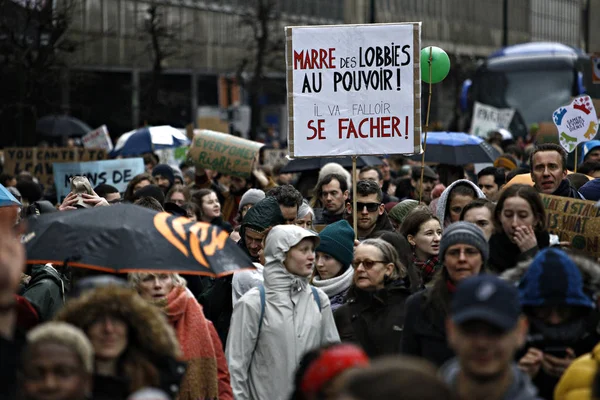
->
<box><xmin>226</xmin><ymin>225</ymin><xmax>340</xmax><ymax>400</ymax></box>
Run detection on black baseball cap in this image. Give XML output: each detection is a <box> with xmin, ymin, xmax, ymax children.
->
<box><xmin>451</xmin><ymin>274</ymin><xmax>521</xmax><ymax>332</ymax></box>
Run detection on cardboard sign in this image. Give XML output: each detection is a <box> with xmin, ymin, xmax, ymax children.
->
<box><xmin>262</xmin><ymin>149</ymin><xmax>288</xmax><ymax>167</ymax></box>
<box><xmin>82</xmin><ymin>125</ymin><xmax>113</xmax><ymax>151</ymax></box>
<box><xmin>554</xmin><ymin>95</ymin><xmax>599</xmax><ymax>153</ymax></box>
<box><xmin>3</xmin><ymin>148</ymin><xmax>107</xmax><ymax>187</ymax></box>
<box><xmin>541</xmin><ymin>194</ymin><xmax>600</xmax><ymax>258</ymax></box>
<box><xmin>52</xmin><ymin>158</ymin><xmax>145</xmax><ymax>201</ymax></box>
<box><xmin>470</xmin><ymin>102</ymin><xmax>515</xmax><ymax>138</ymax></box>
<box><xmin>187</xmin><ymin>130</ymin><xmax>263</xmax><ymax>177</ymax></box>
<box><xmin>285</xmin><ymin>23</ymin><xmax>421</xmax><ymax>157</ymax></box>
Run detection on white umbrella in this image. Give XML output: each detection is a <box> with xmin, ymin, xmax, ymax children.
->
<box><xmin>112</xmin><ymin>126</ymin><xmax>190</xmax><ymax>156</ymax></box>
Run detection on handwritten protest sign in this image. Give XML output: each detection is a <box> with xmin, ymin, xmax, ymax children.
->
<box><xmin>285</xmin><ymin>23</ymin><xmax>421</xmax><ymax>157</ymax></box>
<box><xmin>3</xmin><ymin>148</ymin><xmax>107</xmax><ymax>187</ymax></box>
<box><xmin>187</xmin><ymin>130</ymin><xmax>263</xmax><ymax>177</ymax></box>
<box><xmin>541</xmin><ymin>194</ymin><xmax>600</xmax><ymax>258</ymax></box>
<box><xmin>470</xmin><ymin>102</ymin><xmax>515</xmax><ymax>138</ymax></box>
<box><xmin>53</xmin><ymin>158</ymin><xmax>145</xmax><ymax>201</ymax></box>
<box><xmin>554</xmin><ymin>95</ymin><xmax>599</xmax><ymax>153</ymax></box>
<box><xmin>82</xmin><ymin>125</ymin><xmax>113</xmax><ymax>151</ymax></box>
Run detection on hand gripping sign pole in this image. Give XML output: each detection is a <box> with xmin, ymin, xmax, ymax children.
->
<box><xmin>418</xmin><ymin>46</ymin><xmax>450</xmax><ymax>203</ymax></box>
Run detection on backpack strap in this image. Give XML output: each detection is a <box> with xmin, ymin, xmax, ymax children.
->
<box><xmin>311</xmin><ymin>286</ymin><xmax>322</xmax><ymax>312</ymax></box>
<box><xmin>258</xmin><ymin>285</ymin><xmax>266</xmax><ymax>333</ymax></box>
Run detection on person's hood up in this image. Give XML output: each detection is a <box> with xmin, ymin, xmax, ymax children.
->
<box><xmin>29</xmin><ymin>264</ymin><xmax>67</xmax><ymax>289</ymax></box>
<box><xmin>441</xmin><ymin>359</ymin><xmax>540</xmax><ymax>400</ymax></box>
<box><xmin>436</xmin><ymin>179</ymin><xmax>485</xmax><ymax>227</ymax></box>
<box><xmin>263</xmin><ymin>225</ymin><xmax>319</xmax><ymax>291</ymax></box>
<box><xmin>501</xmin><ymin>249</ymin><xmax>599</xmax><ymax>308</ymax></box>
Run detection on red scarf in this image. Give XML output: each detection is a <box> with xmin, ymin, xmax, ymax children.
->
<box><xmin>413</xmin><ymin>253</ymin><xmax>440</xmax><ymax>284</ymax></box>
<box><xmin>446</xmin><ymin>280</ymin><xmax>457</xmax><ymax>294</ymax></box>
<box><xmin>161</xmin><ymin>286</ymin><xmax>219</xmax><ymax>400</ymax></box>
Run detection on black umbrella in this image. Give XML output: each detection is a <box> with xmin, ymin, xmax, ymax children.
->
<box><xmin>280</xmin><ymin>156</ymin><xmax>383</xmax><ymax>173</ymax></box>
<box><xmin>409</xmin><ymin>131</ymin><xmax>501</xmax><ymax>165</ymax></box>
<box><xmin>36</xmin><ymin>115</ymin><xmax>93</xmax><ymax>137</ymax></box>
<box><xmin>23</xmin><ymin>204</ymin><xmax>253</xmax><ymax>277</ymax></box>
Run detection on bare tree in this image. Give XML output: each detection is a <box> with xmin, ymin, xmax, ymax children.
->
<box><xmin>138</xmin><ymin>2</ymin><xmax>180</xmax><ymax>125</ymax></box>
<box><xmin>237</xmin><ymin>0</ymin><xmax>285</xmax><ymax>141</ymax></box>
<box><xmin>0</xmin><ymin>0</ymin><xmax>78</xmax><ymax>145</ymax></box>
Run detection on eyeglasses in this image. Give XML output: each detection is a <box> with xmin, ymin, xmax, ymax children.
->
<box><xmin>356</xmin><ymin>202</ymin><xmax>380</xmax><ymax>212</ymax></box>
<box><xmin>445</xmin><ymin>248</ymin><xmax>480</xmax><ymax>258</ymax></box>
<box><xmin>352</xmin><ymin>259</ymin><xmax>386</xmax><ymax>269</ymax></box>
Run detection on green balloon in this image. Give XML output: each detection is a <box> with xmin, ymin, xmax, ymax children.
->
<box><xmin>420</xmin><ymin>46</ymin><xmax>450</xmax><ymax>84</ymax></box>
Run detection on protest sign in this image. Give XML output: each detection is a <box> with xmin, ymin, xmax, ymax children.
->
<box><xmin>285</xmin><ymin>23</ymin><xmax>421</xmax><ymax>157</ymax></box>
<box><xmin>3</xmin><ymin>148</ymin><xmax>107</xmax><ymax>187</ymax></box>
<box><xmin>554</xmin><ymin>95</ymin><xmax>598</xmax><ymax>153</ymax></box>
<box><xmin>187</xmin><ymin>130</ymin><xmax>263</xmax><ymax>177</ymax></box>
<box><xmin>82</xmin><ymin>125</ymin><xmax>113</xmax><ymax>151</ymax></box>
<box><xmin>53</xmin><ymin>158</ymin><xmax>145</xmax><ymax>201</ymax></box>
<box><xmin>262</xmin><ymin>149</ymin><xmax>288</xmax><ymax>168</ymax></box>
<box><xmin>541</xmin><ymin>194</ymin><xmax>600</xmax><ymax>258</ymax></box>
<box><xmin>470</xmin><ymin>102</ymin><xmax>515</xmax><ymax>138</ymax></box>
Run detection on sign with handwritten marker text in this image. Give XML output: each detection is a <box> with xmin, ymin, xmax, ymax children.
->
<box><xmin>554</xmin><ymin>95</ymin><xmax>599</xmax><ymax>153</ymax></box>
<box><xmin>285</xmin><ymin>23</ymin><xmax>421</xmax><ymax>157</ymax></box>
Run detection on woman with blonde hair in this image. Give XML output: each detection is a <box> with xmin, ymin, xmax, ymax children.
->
<box><xmin>334</xmin><ymin>238</ymin><xmax>411</xmax><ymax>357</ymax></box>
<box><xmin>129</xmin><ymin>272</ymin><xmax>233</xmax><ymax>400</ymax></box>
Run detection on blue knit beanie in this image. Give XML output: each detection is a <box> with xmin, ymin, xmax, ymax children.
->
<box><xmin>519</xmin><ymin>248</ymin><xmax>594</xmax><ymax>309</ymax></box>
<box><xmin>317</xmin><ymin>220</ymin><xmax>355</xmax><ymax>269</ymax></box>
<box><xmin>580</xmin><ymin>178</ymin><xmax>600</xmax><ymax>201</ymax></box>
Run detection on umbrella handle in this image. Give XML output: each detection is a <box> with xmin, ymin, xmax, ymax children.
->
<box><xmin>419</xmin><ymin>47</ymin><xmax>434</xmax><ymax>204</ymax></box>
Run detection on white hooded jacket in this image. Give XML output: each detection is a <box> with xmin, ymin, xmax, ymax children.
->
<box><xmin>225</xmin><ymin>225</ymin><xmax>340</xmax><ymax>400</ymax></box>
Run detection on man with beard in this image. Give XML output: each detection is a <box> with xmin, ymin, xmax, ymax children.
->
<box><xmin>530</xmin><ymin>144</ymin><xmax>584</xmax><ymax>199</ymax></box>
<box><xmin>200</xmin><ymin>197</ymin><xmax>284</xmax><ymax>347</ymax></box>
<box><xmin>441</xmin><ymin>274</ymin><xmax>540</xmax><ymax>400</ymax></box>
<box><xmin>346</xmin><ymin>180</ymin><xmax>394</xmax><ymax>240</ymax></box>
<box><xmin>408</xmin><ymin>165</ymin><xmax>437</xmax><ymax>205</ymax></box>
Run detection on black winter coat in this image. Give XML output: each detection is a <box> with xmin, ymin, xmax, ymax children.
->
<box><xmin>401</xmin><ymin>288</ymin><xmax>455</xmax><ymax>367</ymax></box>
<box><xmin>334</xmin><ymin>281</ymin><xmax>411</xmax><ymax>358</ymax></box>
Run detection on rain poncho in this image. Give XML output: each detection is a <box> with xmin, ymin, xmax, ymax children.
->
<box><xmin>226</xmin><ymin>225</ymin><xmax>340</xmax><ymax>400</ymax></box>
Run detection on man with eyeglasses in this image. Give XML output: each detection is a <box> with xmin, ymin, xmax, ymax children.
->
<box><xmin>346</xmin><ymin>180</ymin><xmax>393</xmax><ymax>240</ymax></box>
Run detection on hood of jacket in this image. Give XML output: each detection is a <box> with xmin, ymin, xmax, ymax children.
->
<box><xmin>263</xmin><ymin>225</ymin><xmax>319</xmax><ymax>292</ymax></box>
<box><xmin>440</xmin><ymin>359</ymin><xmax>540</xmax><ymax>400</ymax></box>
<box><xmin>29</xmin><ymin>264</ymin><xmax>68</xmax><ymax>290</ymax></box>
<box><xmin>239</xmin><ymin>197</ymin><xmax>284</xmax><ymax>260</ymax></box>
<box><xmin>436</xmin><ymin>179</ymin><xmax>486</xmax><ymax>227</ymax></box>
<box><xmin>501</xmin><ymin>248</ymin><xmax>600</xmax><ymax>307</ymax></box>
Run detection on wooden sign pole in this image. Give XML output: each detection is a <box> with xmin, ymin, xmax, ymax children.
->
<box><xmin>352</xmin><ymin>155</ymin><xmax>358</xmax><ymax>240</ymax></box>
<box><xmin>574</xmin><ymin>147</ymin><xmax>578</xmax><ymax>173</ymax></box>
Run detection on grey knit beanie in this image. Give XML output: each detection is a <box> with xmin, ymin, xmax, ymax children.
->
<box><xmin>439</xmin><ymin>221</ymin><xmax>489</xmax><ymax>262</ymax></box>
<box><xmin>239</xmin><ymin>189</ymin><xmax>265</xmax><ymax>211</ymax></box>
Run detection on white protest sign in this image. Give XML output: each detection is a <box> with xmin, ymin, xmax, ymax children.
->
<box><xmin>470</xmin><ymin>102</ymin><xmax>515</xmax><ymax>138</ymax></box>
<box><xmin>553</xmin><ymin>95</ymin><xmax>599</xmax><ymax>153</ymax></box>
<box><xmin>52</xmin><ymin>158</ymin><xmax>145</xmax><ymax>201</ymax></box>
<box><xmin>82</xmin><ymin>125</ymin><xmax>114</xmax><ymax>151</ymax></box>
<box><xmin>285</xmin><ymin>23</ymin><xmax>421</xmax><ymax>157</ymax></box>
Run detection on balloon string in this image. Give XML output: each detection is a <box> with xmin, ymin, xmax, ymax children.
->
<box><xmin>420</xmin><ymin>47</ymin><xmax>433</xmax><ymax>204</ymax></box>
